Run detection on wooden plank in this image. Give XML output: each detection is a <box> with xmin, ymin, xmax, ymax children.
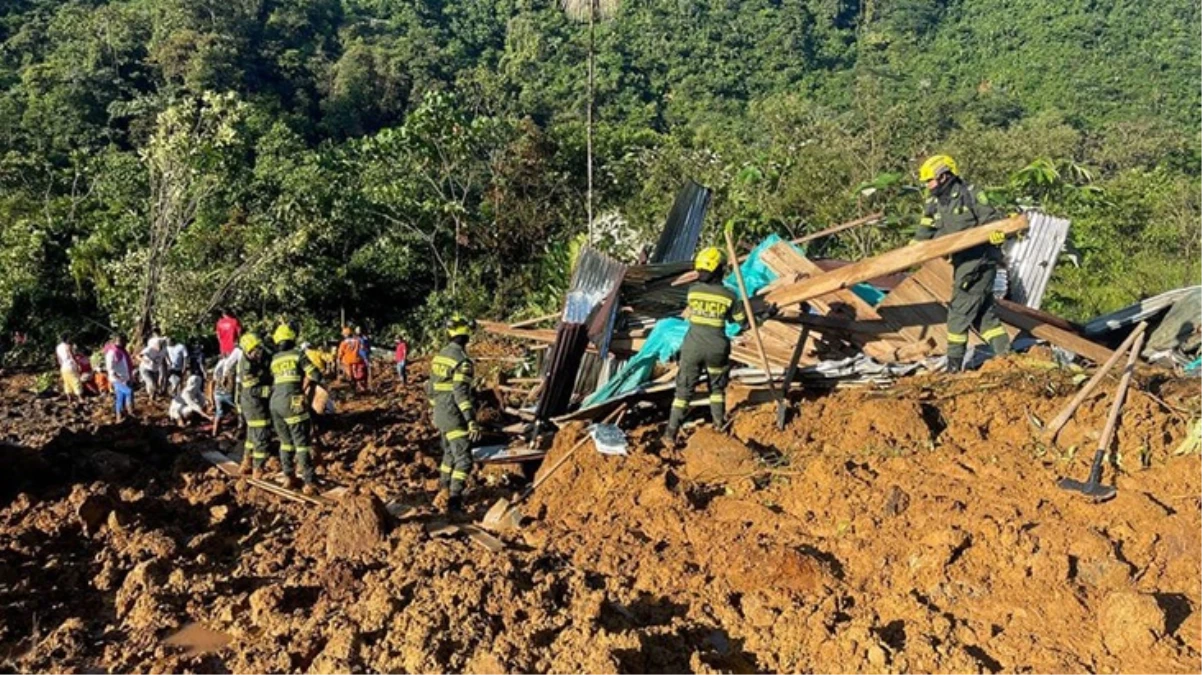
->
<box><xmin>201</xmin><ymin>450</ymin><xmax>337</xmax><ymax>507</ymax></box>
<box><xmin>995</xmin><ymin>299</ymin><xmax>1115</xmax><ymax>364</ymax></box>
<box><xmin>764</xmin><ymin>214</ymin><xmax>1030</xmax><ymax>308</ymax></box>
<box><xmin>759</xmin><ymin>243</ymin><xmax>909</xmax><ymax>352</ymax></box>
<box><xmin>791</xmin><ymin>212</ymin><xmax>883</xmax><ymax>246</ymax></box>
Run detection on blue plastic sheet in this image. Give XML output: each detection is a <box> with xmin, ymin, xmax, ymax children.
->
<box><xmin>584</xmin><ymin>235</ymin><xmax>786</xmax><ymax>407</ymax></box>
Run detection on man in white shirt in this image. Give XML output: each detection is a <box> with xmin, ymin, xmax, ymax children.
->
<box><xmin>165</xmin><ymin>337</ymin><xmax>188</xmax><ymax>396</ymax></box>
<box><xmin>210</xmin><ymin>349</ymin><xmax>239</xmax><ymax>437</ymax></box>
<box><xmin>139</xmin><ymin>341</ymin><xmax>167</xmax><ymax>401</ymax></box>
<box><xmin>55</xmin><ymin>333</ymin><xmax>82</xmax><ymax>404</ymax></box>
<box><xmin>169</xmin><ymin>374</ymin><xmax>211</xmax><ymax>425</ymax></box>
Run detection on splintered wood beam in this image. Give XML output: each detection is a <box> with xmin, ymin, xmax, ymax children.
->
<box><xmin>764</xmin><ymin>214</ymin><xmax>1030</xmax><ymax>308</ymax></box>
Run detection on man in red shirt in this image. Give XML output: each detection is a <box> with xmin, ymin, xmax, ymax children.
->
<box><xmin>394</xmin><ymin>336</ymin><xmax>408</xmax><ymax>388</ymax></box>
<box><xmin>216</xmin><ymin>309</ymin><xmax>242</xmax><ymax>357</ymax></box>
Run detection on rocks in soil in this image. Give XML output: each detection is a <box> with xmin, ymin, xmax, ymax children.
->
<box><xmin>1099</xmin><ymin>591</ymin><xmax>1165</xmax><ymax>653</ymax></box>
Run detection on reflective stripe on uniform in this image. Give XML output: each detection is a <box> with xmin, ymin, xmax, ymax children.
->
<box><xmin>672</xmin><ymin>397</ymin><xmax>689</xmax><ymax>409</ymax></box>
<box><xmin>280</xmin><ymin>444</ymin><xmax>295</xmax><ymax>452</ymax></box>
<box><xmin>432</xmin><ymin>356</ymin><xmax>460</xmax><ymax>368</ymax></box>
<box><xmin>433</xmin><ymin>383</ymin><xmax>455</xmax><ymax>391</ymax></box>
<box><xmin>284</xmin><ymin>413</ymin><xmax>310</xmax><ymax>424</ymax></box>
<box><xmin>947</xmin><ymin>332</ymin><xmax>969</xmax><ymax>344</ymax></box>
<box><xmin>920</xmin><ymin>217</ymin><xmax>935</xmax><ymax>226</ymax></box>
<box><xmin>689</xmin><ymin>316</ymin><xmax>725</xmax><ymax>327</ymax></box>
<box><xmin>981</xmin><ymin>326</ymin><xmax>1007</xmax><ymax>341</ymax></box>
<box><xmin>295</xmin><ymin>446</ymin><xmax>311</xmax><ymax>454</ymax></box>
<box><xmin>690</xmin><ymin>292</ymin><xmax>732</xmax><ymax>306</ymax></box>
<box><xmin>446</xmin><ymin>429</ymin><xmax>469</xmax><ymax>440</ymax></box>
<box><xmin>709</xmin><ymin>393</ymin><xmax>725</xmax><ymax>402</ymax></box>
<box><xmin>706</xmin><ymin>367</ymin><xmax>724</xmax><ymax>375</ymax></box>
<box><xmin>458</xmin><ymin>400</ymin><xmax>473</xmax><ymax>412</ymax></box>
<box><xmin>453</xmin><ymin>373</ymin><xmax>471</xmax><ymax>382</ymax></box>
<box><xmin>275</xmin><ymin>375</ymin><xmax>302</xmax><ymax>384</ymax></box>
<box><xmin>451</xmin><ymin>470</ymin><xmax>469</xmax><ymax>481</ymax></box>
<box><xmin>247</xmin><ymin>419</ymin><xmax>270</xmax><ymax>428</ymax></box>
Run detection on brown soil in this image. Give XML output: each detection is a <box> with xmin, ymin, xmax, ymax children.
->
<box><xmin>0</xmin><ymin>353</ymin><xmax>1199</xmax><ymax>673</ymax></box>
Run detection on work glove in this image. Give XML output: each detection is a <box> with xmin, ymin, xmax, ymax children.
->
<box><xmin>989</xmin><ymin>230</ymin><xmax>1006</xmax><ymax>246</ymax></box>
<box><xmin>468</xmin><ymin>421</ymin><xmax>482</xmax><ymax>443</ymax></box>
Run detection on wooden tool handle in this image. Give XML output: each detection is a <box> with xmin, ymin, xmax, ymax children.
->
<box><xmin>1096</xmin><ymin>329</ymin><xmax>1146</xmax><ymax>455</ymax></box>
<box><xmin>724</xmin><ymin>229</ymin><xmax>780</xmax><ymax>399</ymax></box>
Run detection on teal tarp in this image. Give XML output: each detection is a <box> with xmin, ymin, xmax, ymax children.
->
<box><xmin>582</xmin><ymin>234</ymin><xmax>885</xmax><ymax>407</ymax></box>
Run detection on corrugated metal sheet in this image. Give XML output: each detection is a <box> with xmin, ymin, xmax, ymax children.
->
<box><xmin>537</xmin><ymin>247</ymin><xmax>627</xmax><ymax>420</ymax></box>
<box><xmin>1084</xmin><ymin>286</ymin><xmax>1201</xmax><ymax>336</ymax></box>
<box><xmin>651</xmin><ymin>180</ymin><xmax>711</xmax><ymax>264</ymax></box>
<box><xmin>1004</xmin><ymin>210</ymin><xmax>1071</xmax><ymax>309</ymax></box>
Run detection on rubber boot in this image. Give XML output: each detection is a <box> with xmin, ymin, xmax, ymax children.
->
<box><xmin>710</xmin><ymin>403</ymin><xmax>726</xmax><ymax>430</ymax></box>
<box><xmin>446</xmin><ymin>495</ymin><xmax>464</xmax><ymax>518</ymax></box>
<box><xmin>296</xmin><ymin>450</ymin><xmax>315</xmax><ymax>486</ymax></box>
<box><xmin>946</xmin><ymin>345</ymin><xmax>966</xmax><ymax>373</ymax></box>
<box><xmin>990</xmin><ymin>333</ymin><xmax>1012</xmax><ymax>358</ymax></box>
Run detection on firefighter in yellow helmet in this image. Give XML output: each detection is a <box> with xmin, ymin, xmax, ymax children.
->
<box><xmin>662</xmin><ymin>247</ymin><xmax>747</xmax><ymax>445</ymax></box>
<box><xmin>268</xmin><ymin>322</ymin><xmax>323</xmax><ymax>494</ymax></box>
<box><xmin>916</xmin><ymin>154</ymin><xmax>1012</xmax><ymax>372</ymax></box>
<box><xmin>426</xmin><ymin>313</ymin><xmax>479</xmax><ymax>514</ymax></box>
<box><xmin>236</xmin><ymin>332</ymin><xmax>274</xmax><ymax>478</ymax></box>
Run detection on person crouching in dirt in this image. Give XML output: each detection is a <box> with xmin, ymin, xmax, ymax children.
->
<box><xmin>269</xmin><ymin>323</ymin><xmax>324</xmax><ymax>495</ymax></box>
<box><xmin>663</xmin><ymin>247</ymin><xmax>747</xmax><ymax>446</ymax></box>
<box><xmin>237</xmin><ymin>333</ymin><xmax>274</xmax><ymax>478</ymax></box>
<box><xmin>169</xmin><ymin>374</ymin><xmax>212</xmax><ymax>426</ymax></box>
<box><xmin>427</xmin><ymin>314</ymin><xmax>481</xmax><ymax>515</ymax></box>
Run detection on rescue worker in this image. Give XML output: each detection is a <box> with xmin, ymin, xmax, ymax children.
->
<box><xmin>914</xmin><ymin>154</ymin><xmax>1012</xmax><ymax>372</ymax></box>
<box><xmin>426</xmin><ymin>314</ymin><xmax>480</xmax><ymax>514</ymax></box>
<box><xmin>269</xmin><ymin>323</ymin><xmax>323</xmax><ymax>494</ymax></box>
<box><xmin>663</xmin><ymin>247</ymin><xmax>747</xmax><ymax>445</ymax></box>
<box><xmin>237</xmin><ymin>333</ymin><xmax>273</xmax><ymax>478</ymax></box>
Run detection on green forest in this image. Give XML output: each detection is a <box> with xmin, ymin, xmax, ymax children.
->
<box><xmin>1</xmin><ymin>0</ymin><xmax>1198</xmax><ymax>357</ymax></box>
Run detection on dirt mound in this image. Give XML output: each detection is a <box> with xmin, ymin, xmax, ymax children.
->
<box><xmin>0</xmin><ymin>359</ymin><xmax>1198</xmax><ymax>673</ymax></box>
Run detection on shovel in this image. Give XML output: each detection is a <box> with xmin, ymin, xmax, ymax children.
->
<box><xmin>1058</xmin><ymin>329</ymin><xmax>1145</xmax><ymax>502</ymax></box>
<box><xmin>481</xmin><ymin>405</ymin><xmax>624</xmax><ymax>530</ymax></box>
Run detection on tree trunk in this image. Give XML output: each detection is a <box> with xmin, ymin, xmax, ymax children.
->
<box><xmin>586</xmin><ymin>0</ymin><xmax>595</xmax><ymax>244</ymax></box>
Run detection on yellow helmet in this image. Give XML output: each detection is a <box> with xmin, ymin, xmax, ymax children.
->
<box><xmin>446</xmin><ymin>313</ymin><xmax>476</xmax><ymax>338</ymax></box>
<box><xmin>919</xmin><ymin>154</ymin><xmax>958</xmax><ymax>182</ymax></box>
<box><xmin>273</xmin><ymin>323</ymin><xmax>297</xmax><ymax>344</ymax></box>
<box><xmin>694</xmin><ymin>246</ymin><xmax>725</xmax><ymax>273</ymax></box>
<box><xmin>239</xmin><ymin>332</ymin><xmax>262</xmax><ymax>354</ymax></box>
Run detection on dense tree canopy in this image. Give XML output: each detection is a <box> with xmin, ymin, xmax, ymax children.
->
<box><xmin>0</xmin><ymin>0</ymin><xmax>1197</xmax><ymax>359</ymax></box>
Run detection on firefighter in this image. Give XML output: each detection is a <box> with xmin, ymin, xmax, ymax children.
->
<box><xmin>236</xmin><ymin>333</ymin><xmax>273</xmax><ymax>478</ymax></box>
<box><xmin>663</xmin><ymin>247</ymin><xmax>747</xmax><ymax>445</ymax></box>
<box><xmin>269</xmin><ymin>323</ymin><xmax>323</xmax><ymax>494</ymax></box>
<box><xmin>426</xmin><ymin>314</ymin><xmax>480</xmax><ymax>514</ymax></box>
<box><xmin>915</xmin><ymin>154</ymin><xmax>1012</xmax><ymax>372</ymax></box>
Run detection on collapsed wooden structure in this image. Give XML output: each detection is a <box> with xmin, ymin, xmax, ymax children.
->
<box><xmin>482</xmin><ymin>191</ymin><xmax>1117</xmax><ymax>433</ymax></box>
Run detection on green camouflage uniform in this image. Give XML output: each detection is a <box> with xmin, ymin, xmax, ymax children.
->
<box><xmin>269</xmin><ymin>347</ymin><xmax>322</xmax><ymax>484</ymax></box>
<box><xmin>915</xmin><ymin>177</ymin><xmax>1011</xmax><ymax>369</ymax></box>
<box><xmin>426</xmin><ymin>341</ymin><xmax>475</xmax><ymax>497</ymax></box>
<box><xmin>666</xmin><ymin>281</ymin><xmax>747</xmax><ymax>436</ymax></box>
<box><xmin>238</xmin><ymin>352</ymin><xmax>274</xmax><ymax>470</ymax></box>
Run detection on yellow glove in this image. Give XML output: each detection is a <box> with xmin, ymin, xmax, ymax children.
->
<box><xmin>989</xmin><ymin>230</ymin><xmax>1006</xmax><ymax>246</ymax></box>
<box><xmin>468</xmin><ymin>421</ymin><xmax>481</xmax><ymax>443</ymax></box>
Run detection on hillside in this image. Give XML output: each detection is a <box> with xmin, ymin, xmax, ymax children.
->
<box><xmin>0</xmin><ymin>0</ymin><xmax>1196</xmax><ymax>351</ymax></box>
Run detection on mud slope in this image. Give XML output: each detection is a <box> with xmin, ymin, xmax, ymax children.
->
<box><xmin>1</xmin><ymin>357</ymin><xmax>1199</xmax><ymax>673</ymax></box>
